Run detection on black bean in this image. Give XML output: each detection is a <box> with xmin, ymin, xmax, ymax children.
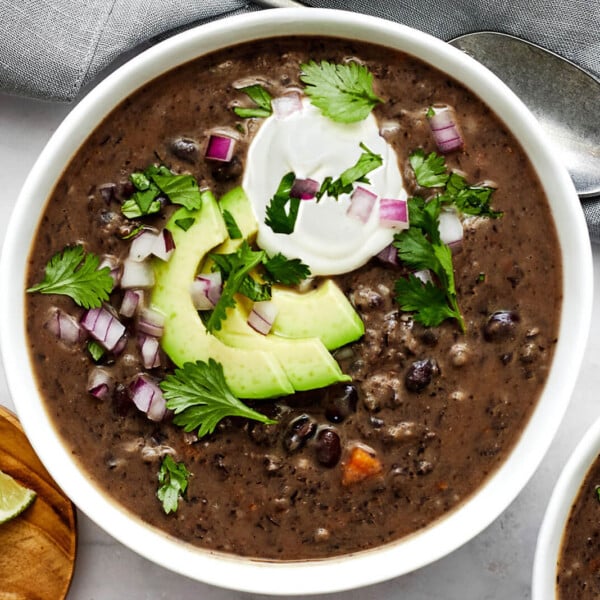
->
<box><xmin>98</xmin><ymin>183</ymin><xmax>117</xmax><ymax>203</ymax></box>
<box><xmin>405</xmin><ymin>358</ymin><xmax>435</xmax><ymax>392</ymax></box>
<box><xmin>315</xmin><ymin>428</ymin><xmax>341</xmax><ymax>467</ymax></box>
<box><xmin>211</xmin><ymin>155</ymin><xmax>243</xmax><ymax>182</ymax></box>
<box><xmin>170</xmin><ymin>137</ymin><xmax>199</xmax><ymax>163</ymax></box>
<box><xmin>112</xmin><ymin>383</ymin><xmax>131</xmax><ymax>416</ymax></box>
<box><xmin>282</xmin><ymin>414</ymin><xmax>317</xmax><ymax>453</ymax></box>
<box><xmin>483</xmin><ymin>310</ymin><xmax>520</xmax><ymax>342</ymax></box>
<box><xmin>324</xmin><ymin>383</ymin><xmax>358</xmax><ymax>423</ymax></box>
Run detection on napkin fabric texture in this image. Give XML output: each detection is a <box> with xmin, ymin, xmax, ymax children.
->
<box><xmin>1</xmin><ymin>0</ymin><xmax>599</xmax><ymax>239</ymax></box>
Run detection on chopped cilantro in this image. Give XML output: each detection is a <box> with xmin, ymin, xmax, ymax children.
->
<box><xmin>205</xmin><ymin>242</ymin><xmax>266</xmax><ymax>332</ymax></box>
<box><xmin>262</xmin><ymin>253</ymin><xmax>311</xmax><ymax>286</ymax></box>
<box><xmin>265</xmin><ymin>172</ymin><xmax>301</xmax><ymax>234</ymax></box>
<box><xmin>122</xmin><ymin>165</ymin><xmax>203</xmax><ymax>218</ymax></box>
<box><xmin>441</xmin><ymin>172</ymin><xmax>502</xmax><ymax>218</ymax></box>
<box><xmin>156</xmin><ymin>455</ymin><xmax>190</xmax><ymax>514</ymax></box>
<box><xmin>174</xmin><ymin>217</ymin><xmax>195</xmax><ymax>232</ymax></box>
<box><xmin>233</xmin><ymin>84</ymin><xmax>273</xmax><ymax>119</ymax></box>
<box><xmin>87</xmin><ymin>340</ymin><xmax>105</xmax><ymax>362</ymax></box>
<box><xmin>300</xmin><ymin>60</ymin><xmax>382</xmax><ymax>123</ymax></box>
<box><xmin>409</xmin><ymin>149</ymin><xmax>449</xmax><ymax>188</ymax></box>
<box><xmin>27</xmin><ymin>245</ymin><xmax>113</xmax><ymax>309</ymax></box>
<box><xmin>221</xmin><ymin>209</ymin><xmax>243</xmax><ymax>239</ymax></box>
<box><xmin>121</xmin><ymin>224</ymin><xmax>145</xmax><ymax>240</ymax></box>
<box><xmin>160</xmin><ymin>358</ymin><xmax>276</xmax><ymax>439</ymax></box>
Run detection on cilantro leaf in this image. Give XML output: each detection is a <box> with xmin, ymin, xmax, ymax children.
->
<box><xmin>300</xmin><ymin>60</ymin><xmax>382</xmax><ymax>123</ymax></box>
<box><xmin>157</xmin><ymin>455</ymin><xmax>190</xmax><ymax>514</ymax></box>
<box><xmin>209</xmin><ymin>250</ymin><xmax>271</xmax><ymax>303</ymax></box>
<box><xmin>441</xmin><ymin>173</ymin><xmax>502</xmax><ymax>218</ymax></box>
<box><xmin>407</xmin><ymin>196</ymin><xmax>442</xmax><ymax>244</ymax></box>
<box><xmin>87</xmin><ymin>340</ymin><xmax>106</xmax><ymax>362</ymax></box>
<box><xmin>317</xmin><ymin>143</ymin><xmax>383</xmax><ymax>201</ymax></box>
<box><xmin>175</xmin><ymin>217</ymin><xmax>195</xmax><ymax>232</ymax></box>
<box><xmin>265</xmin><ymin>172</ymin><xmax>301</xmax><ymax>234</ymax></box>
<box><xmin>205</xmin><ymin>242</ymin><xmax>266</xmax><ymax>332</ymax></box>
<box><xmin>27</xmin><ymin>245</ymin><xmax>113</xmax><ymax>309</ymax></box>
<box><xmin>395</xmin><ymin>275</ymin><xmax>460</xmax><ymax>327</ymax></box>
<box><xmin>161</xmin><ymin>358</ymin><xmax>276</xmax><ymax>438</ymax></box>
<box><xmin>393</xmin><ymin>219</ymin><xmax>465</xmax><ymax>331</ymax></box>
<box><xmin>221</xmin><ymin>209</ymin><xmax>242</xmax><ymax>239</ymax></box>
<box><xmin>233</xmin><ymin>84</ymin><xmax>273</xmax><ymax>119</ymax></box>
<box><xmin>409</xmin><ymin>149</ymin><xmax>449</xmax><ymax>188</ymax></box>
<box><xmin>262</xmin><ymin>253</ymin><xmax>311</xmax><ymax>286</ymax></box>
<box><xmin>122</xmin><ymin>165</ymin><xmax>203</xmax><ymax>218</ymax></box>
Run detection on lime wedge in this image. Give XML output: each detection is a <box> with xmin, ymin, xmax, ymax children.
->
<box><xmin>0</xmin><ymin>469</ymin><xmax>36</xmax><ymax>524</ymax></box>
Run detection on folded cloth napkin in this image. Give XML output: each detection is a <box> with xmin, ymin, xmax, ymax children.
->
<box><xmin>1</xmin><ymin>0</ymin><xmax>599</xmax><ymax>239</ymax></box>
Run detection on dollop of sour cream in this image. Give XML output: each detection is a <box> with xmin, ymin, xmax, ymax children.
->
<box><xmin>243</xmin><ymin>99</ymin><xmax>407</xmax><ymax>276</ymax></box>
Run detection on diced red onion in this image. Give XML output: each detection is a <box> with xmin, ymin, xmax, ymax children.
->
<box><xmin>272</xmin><ymin>92</ymin><xmax>303</xmax><ymax>119</ymax></box>
<box><xmin>120</xmin><ymin>257</ymin><xmax>155</xmax><ymax>288</ymax></box>
<box><xmin>130</xmin><ymin>374</ymin><xmax>166</xmax><ymax>422</ymax></box>
<box><xmin>120</xmin><ymin>289</ymin><xmax>144</xmax><ymax>318</ymax></box>
<box><xmin>112</xmin><ymin>334</ymin><xmax>128</xmax><ymax>357</ymax></box>
<box><xmin>376</xmin><ymin>244</ymin><xmax>399</xmax><ymax>266</ymax></box>
<box><xmin>247</xmin><ymin>301</ymin><xmax>278</xmax><ymax>335</ymax></box>
<box><xmin>439</xmin><ymin>209</ymin><xmax>464</xmax><ymax>251</ymax></box>
<box><xmin>205</xmin><ymin>134</ymin><xmax>235</xmax><ymax>162</ymax></box>
<box><xmin>46</xmin><ymin>309</ymin><xmax>85</xmax><ymax>344</ymax></box>
<box><xmin>290</xmin><ymin>177</ymin><xmax>319</xmax><ymax>200</ymax></box>
<box><xmin>413</xmin><ymin>269</ymin><xmax>433</xmax><ymax>284</ymax></box>
<box><xmin>87</xmin><ymin>367</ymin><xmax>115</xmax><ymax>400</ymax></box>
<box><xmin>190</xmin><ymin>272</ymin><xmax>222</xmax><ymax>310</ymax></box>
<box><xmin>138</xmin><ymin>307</ymin><xmax>165</xmax><ymax>338</ymax></box>
<box><xmin>138</xmin><ymin>334</ymin><xmax>161</xmax><ymax>369</ymax></box>
<box><xmin>129</xmin><ymin>230</ymin><xmax>158</xmax><ymax>262</ymax></box>
<box><xmin>151</xmin><ymin>229</ymin><xmax>175</xmax><ymax>262</ymax></box>
<box><xmin>347</xmin><ymin>186</ymin><xmax>377</xmax><ymax>223</ymax></box>
<box><xmin>81</xmin><ymin>307</ymin><xmax>126</xmax><ymax>352</ymax></box>
<box><xmin>379</xmin><ymin>198</ymin><xmax>409</xmax><ymax>229</ymax></box>
<box><xmin>99</xmin><ymin>255</ymin><xmax>122</xmax><ymax>289</ymax></box>
<box><xmin>428</xmin><ymin>107</ymin><xmax>464</xmax><ymax>153</ymax></box>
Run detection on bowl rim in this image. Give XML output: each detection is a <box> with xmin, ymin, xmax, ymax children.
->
<box><xmin>0</xmin><ymin>7</ymin><xmax>593</xmax><ymax>596</ymax></box>
<box><xmin>532</xmin><ymin>415</ymin><xmax>600</xmax><ymax>599</ymax></box>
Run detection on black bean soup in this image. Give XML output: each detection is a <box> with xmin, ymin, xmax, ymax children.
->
<box><xmin>25</xmin><ymin>37</ymin><xmax>562</xmax><ymax>560</ymax></box>
<box><xmin>557</xmin><ymin>456</ymin><xmax>600</xmax><ymax>598</ymax></box>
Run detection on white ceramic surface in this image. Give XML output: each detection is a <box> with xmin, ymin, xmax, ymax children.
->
<box><xmin>533</xmin><ymin>416</ymin><xmax>600</xmax><ymax>599</ymax></box>
<box><xmin>0</xmin><ymin>8</ymin><xmax>593</xmax><ymax>596</ymax></box>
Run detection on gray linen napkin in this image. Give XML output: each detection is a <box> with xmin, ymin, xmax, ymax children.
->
<box><xmin>1</xmin><ymin>0</ymin><xmax>599</xmax><ymax>239</ymax></box>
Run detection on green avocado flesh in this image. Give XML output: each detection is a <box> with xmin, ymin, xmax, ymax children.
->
<box><xmin>151</xmin><ymin>187</ymin><xmax>362</xmax><ymax>399</ymax></box>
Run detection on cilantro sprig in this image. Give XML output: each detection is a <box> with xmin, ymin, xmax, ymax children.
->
<box><xmin>265</xmin><ymin>172</ymin><xmax>300</xmax><ymax>234</ymax></box>
<box><xmin>122</xmin><ymin>165</ymin><xmax>203</xmax><ymax>219</ymax></box>
<box><xmin>207</xmin><ymin>246</ymin><xmax>311</xmax><ymax>320</ymax></box>
<box><xmin>233</xmin><ymin>84</ymin><xmax>273</xmax><ymax>119</ymax></box>
<box><xmin>27</xmin><ymin>245</ymin><xmax>113</xmax><ymax>309</ymax></box>
<box><xmin>205</xmin><ymin>241</ymin><xmax>266</xmax><ymax>332</ymax></box>
<box><xmin>317</xmin><ymin>143</ymin><xmax>382</xmax><ymax>201</ymax></box>
<box><xmin>393</xmin><ymin>150</ymin><xmax>501</xmax><ymax>330</ymax></box>
<box><xmin>300</xmin><ymin>60</ymin><xmax>382</xmax><ymax>123</ymax></box>
<box><xmin>394</xmin><ymin>201</ymin><xmax>465</xmax><ymax>331</ymax></box>
<box><xmin>157</xmin><ymin>455</ymin><xmax>190</xmax><ymax>514</ymax></box>
<box><xmin>160</xmin><ymin>358</ymin><xmax>276</xmax><ymax>438</ymax></box>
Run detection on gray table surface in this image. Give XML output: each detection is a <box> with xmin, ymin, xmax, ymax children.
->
<box><xmin>1</xmin><ymin>88</ymin><xmax>599</xmax><ymax>600</ymax></box>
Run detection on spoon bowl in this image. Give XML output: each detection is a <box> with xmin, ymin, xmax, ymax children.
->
<box><xmin>450</xmin><ymin>32</ymin><xmax>600</xmax><ymax>198</ymax></box>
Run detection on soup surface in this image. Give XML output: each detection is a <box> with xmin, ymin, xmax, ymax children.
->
<box><xmin>25</xmin><ymin>36</ymin><xmax>562</xmax><ymax>559</ymax></box>
<box><xmin>557</xmin><ymin>455</ymin><xmax>600</xmax><ymax>598</ymax></box>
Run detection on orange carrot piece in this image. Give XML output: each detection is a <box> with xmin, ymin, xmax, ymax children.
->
<box><xmin>341</xmin><ymin>446</ymin><xmax>383</xmax><ymax>486</ymax></box>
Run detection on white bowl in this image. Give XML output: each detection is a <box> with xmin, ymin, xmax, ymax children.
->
<box><xmin>533</xmin><ymin>417</ymin><xmax>600</xmax><ymax>599</ymax></box>
<box><xmin>0</xmin><ymin>8</ymin><xmax>593</xmax><ymax>596</ymax></box>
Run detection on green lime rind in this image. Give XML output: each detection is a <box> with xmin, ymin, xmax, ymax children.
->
<box><xmin>0</xmin><ymin>470</ymin><xmax>37</xmax><ymax>525</ymax></box>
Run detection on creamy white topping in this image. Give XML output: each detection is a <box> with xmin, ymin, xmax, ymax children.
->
<box><xmin>243</xmin><ymin>100</ymin><xmax>407</xmax><ymax>276</ymax></box>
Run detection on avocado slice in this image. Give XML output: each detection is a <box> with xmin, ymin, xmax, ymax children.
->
<box><xmin>270</xmin><ymin>280</ymin><xmax>365</xmax><ymax>350</ymax></box>
<box><xmin>215</xmin><ymin>302</ymin><xmax>350</xmax><ymax>390</ymax></box>
<box><xmin>151</xmin><ymin>191</ymin><xmax>294</xmax><ymax>399</ymax></box>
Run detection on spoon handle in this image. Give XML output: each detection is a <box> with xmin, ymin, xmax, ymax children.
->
<box><xmin>253</xmin><ymin>0</ymin><xmax>307</xmax><ymax>7</ymax></box>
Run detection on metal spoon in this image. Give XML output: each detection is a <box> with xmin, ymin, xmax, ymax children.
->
<box><xmin>254</xmin><ymin>0</ymin><xmax>600</xmax><ymax>198</ymax></box>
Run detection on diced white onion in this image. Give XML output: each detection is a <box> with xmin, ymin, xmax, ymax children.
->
<box><xmin>121</xmin><ymin>257</ymin><xmax>155</xmax><ymax>289</ymax></box>
<box><xmin>129</xmin><ymin>230</ymin><xmax>159</xmax><ymax>262</ymax></box>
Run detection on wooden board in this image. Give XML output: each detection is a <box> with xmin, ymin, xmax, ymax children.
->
<box><xmin>0</xmin><ymin>405</ymin><xmax>77</xmax><ymax>599</ymax></box>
